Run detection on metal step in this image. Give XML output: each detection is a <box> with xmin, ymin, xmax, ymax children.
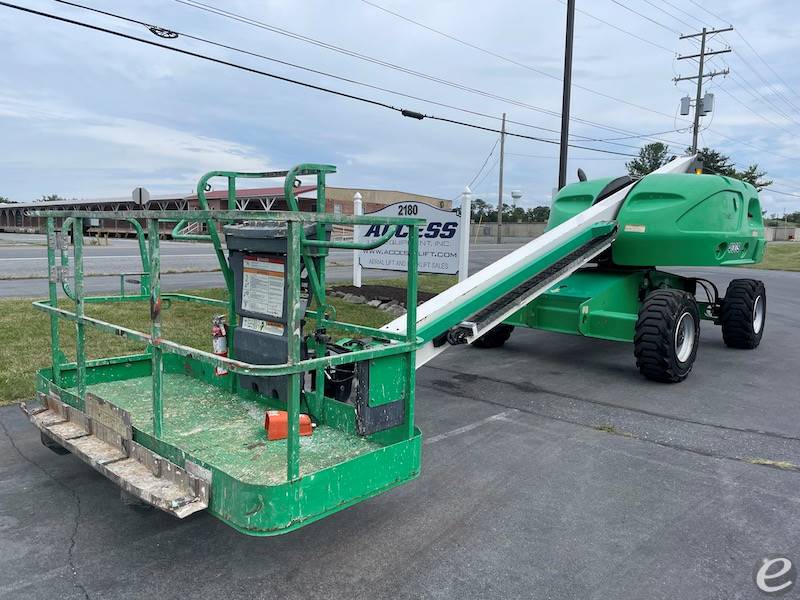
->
<box><xmin>21</xmin><ymin>392</ymin><xmax>210</xmax><ymax>518</ymax></box>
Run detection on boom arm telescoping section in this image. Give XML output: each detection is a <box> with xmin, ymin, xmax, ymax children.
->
<box><xmin>381</xmin><ymin>155</ymin><xmax>698</xmax><ymax>369</ymax></box>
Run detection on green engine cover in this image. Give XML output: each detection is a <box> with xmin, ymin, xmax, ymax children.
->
<box><xmin>547</xmin><ymin>172</ymin><xmax>766</xmax><ymax>267</ymax></box>
<box><xmin>547</xmin><ymin>176</ymin><xmax>618</xmax><ymax>228</ymax></box>
<box><xmin>613</xmin><ymin>173</ymin><xmax>765</xmax><ymax>266</ymax></box>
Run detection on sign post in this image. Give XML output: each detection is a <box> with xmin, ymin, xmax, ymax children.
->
<box><xmin>459</xmin><ymin>186</ymin><xmax>471</xmax><ymax>282</ymax></box>
<box><xmin>353</xmin><ymin>192</ymin><xmax>362</xmax><ymax>288</ymax></box>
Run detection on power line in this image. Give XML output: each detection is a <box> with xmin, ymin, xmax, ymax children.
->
<box><xmin>577</xmin><ymin>0</ymin><xmax>797</xmax><ymax>161</ymax></box>
<box><xmin>46</xmin><ymin>0</ymin><xmax>554</xmax><ymax>132</ymax></box>
<box><xmin>359</xmin><ymin>0</ymin><xmax>685</xmax><ymax>123</ymax></box>
<box><xmin>727</xmin><ymin>45</ymin><xmax>800</xmax><ymax>126</ymax></box>
<box><xmin>565</xmin><ymin>0</ymin><xmax>675</xmax><ymax>53</ymax></box>
<box><xmin>716</xmin><ymin>87</ymin><xmax>794</xmax><ymax>134</ymax></box>
<box><xmin>706</xmin><ymin>126</ymin><xmax>794</xmax><ymax>161</ymax></box>
<box><xmin>172</xmin><ymin>0</ymin><xmax>565</xmax><ymax>120</ymax></box>
<box><xmin>658</xmin><ymin>0</ymin><xmax>706</xmax><ymax>29</ymax></box>
<box><xmin>718</xmin><ymin>73</ymin><xmax>800</xmax><ymax>137</ymax></box>
<box><xmin>466</xmin><ymin>138</ymin><xmax>500</xmax><ymax>189</ymax></box>
<box><xmin>663</xmin><ymin>1</ymin><xmax>800</xmax><ymax>159</ymax></box>
<box><xmin>473</xmin><ymin>157</ymin><xmax>500</xmax><ymax>192</ymax></box>
<box><xmin>506</xmin><ymin>152</ymin><xmax>624</xmax><ymax>161</ymax></box>
<box><xmin>734</xmin><ymin>30</ymin><xmax>800</xmax><ymax>106</ymax></box>
<box><xmin>562</xmin><ymin>0</ymin><xmax>796</xmax><ymax>159</ymax></box>
<box><xmin>638</xmin><ymin>0</ymin><xmax>695</xmax><ymax>31</ymax></box>
<box><xmin>173</xmin><ymin>0</ymin><xmax>690</xmax><ymax>137</ymax></box>
<box><xmin>607</xmin><ymin>0</ymin><xmax>681</xmax><ymax>35</ymax></box>
<box><xmin>681</xmin><ymin>0</ymin><xmax>726</xmax><ymax>24</ymax></box>
<box><xmin>766</xmin><ymin>188</ymin><xmax>800</xmax><ymax>199</ymax></box>
<box><xmin>0</xmin><ymin>1</ymin><xmax>641</xmax><ymax>158</ymax></box>
<box><xmin>681</xmin><ymin>0</ymin><xmax>800</xmax><ymax>121</ymax></box>
<box><xmin>46</xmin><ymin>0</ymin><xmax>650</xmax><ymax>154</ymax></box>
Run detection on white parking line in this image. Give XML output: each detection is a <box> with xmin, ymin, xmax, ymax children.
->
<box><xmin>424</xmin><ymin>409</ymin><xmax>519</xmax><ymax>445</ymax></box>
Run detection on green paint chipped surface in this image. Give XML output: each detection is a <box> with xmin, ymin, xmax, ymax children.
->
<box><xmin>84</xmin><ymin>373</ymin><xmax>380</xmax><ymax>485</ymax></box>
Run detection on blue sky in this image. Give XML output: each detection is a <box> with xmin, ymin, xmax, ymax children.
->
<box><xmin>1</xmin><ymin>0</ymin><xmax>798</xmax><ymax>215</ymax></box>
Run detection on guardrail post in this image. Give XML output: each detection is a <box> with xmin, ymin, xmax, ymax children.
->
<box><xmin>286</xmin><ymin>220</ymin><xmax>302</xmax><ymax>481</ymax></box>
<box><xmin>459</xmin><ymin>186</ymin><xmax>471</xmax><ymax>282</ymax></box>
<box><xmin>353</xmin><ymin>192</ymin><xmax>362</xmax><ymax>287</ymax></box>
<box><xmin>147</xmin><ymin>218</ymin><xmax>164</xmax><ymax>438</ymax></box>
<box><xmin>46</xmin><ymin>217</ymin><xmax>62</xmax><ymax>386</ymax></box>
<box><xmin>74</xmin><ymin>218</ymin><xmax>86</xmax><ymax>401</ymax></box>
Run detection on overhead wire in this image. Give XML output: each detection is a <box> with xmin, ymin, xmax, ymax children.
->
<box><xmin>607</xmin><ymin>0</ymin><xmax>681</xmax><ymax>35</ymax></box>
<box><xmin>359</xmin><ymin>0</ymin><xmax>684</xmax><ymax>123</ymax></box>
<box><xmin>0</xmin><ymin>1</ymin><xmax>643</xmax><ymax>158</ymax></box>
<box><xmin>465</xmin><ymin>138</ymin><xmax>500</xmax><ymax>190</ymax></box>
<box><xmin>506</xmin><ymin>152</ymin><xmax>623</xmax><ymax>161</ymax></box>
<box><xmin>557</xmin><ymin>0</ymin><xmax>798</xmax><ymax>162</ymax></box>
<box><xmin>172</xmin><ymin>0</ymin><xmax>692</xmax><ymax>137</ymax></box>
<box><xmin>53</xmin><ymin>0</ymin><xmax>665</xmax><ymax>152</ymax></box>
<box><xmin>637</xmin><ymin>0</ymin><xmax>696</xmax><ymax>31</ymax></box>
<box><xmin>685</xmin><ymin>0</ymin><xmax>800</xmax><ymax>111</ymax></box>
<box><xmin>472</xmin><ymin>157</ymin><xmax>500</xmax><ymax>193</ymax></box>
<box><xmin>564</xmin><ymin>0</ymin><xmax>675</xmax><ymax>54</ymax></box>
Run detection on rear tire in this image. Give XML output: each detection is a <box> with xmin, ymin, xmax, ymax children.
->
<box><xmin>472</xmin><ymin>324</ymin><xmax>514</xmax><ymax>348</ymax></box>
<box><xmin>40</xmin><ymin>432</ymin><xmax>70</xmax><ymax>455</ymax></box>
<box><xmin>634</xmin><ymin>290</ymin><xmax>700</xmax><ymax>383</ymax></box>
<box><xmin>720</xmin><ymin>279</ymin><xmax>766</xmax><ymax>349</ymax></box>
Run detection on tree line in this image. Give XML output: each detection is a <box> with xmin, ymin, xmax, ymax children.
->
<box><xmin>470</xmin><ymin>198</ymin><xmax>550</xmax><ymax>223</ymax></box>
<box><xmin>0</xmin><ymin>194</ymin><xmax>75</xmax><ymax>204</ymax></box>
<box><xmin>626</xmin><ymin>142</ymin><xmax>772</xmax><ymax>190</ymax></box>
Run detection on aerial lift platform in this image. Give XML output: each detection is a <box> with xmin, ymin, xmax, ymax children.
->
<box><xmin>21</xmin><ymin>155</ymin><xmax>766</xmax><ymax>535</ymax></box>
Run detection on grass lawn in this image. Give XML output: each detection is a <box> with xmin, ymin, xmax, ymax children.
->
<box><xmin>741</xmin><ymin>242</ymin><xmax>800</xmax><ymax>272</ymax></box>
<box><xmin>0</xmin><ymin>276</ymin><xmax>457</xmax><ymax>406</ymax></box>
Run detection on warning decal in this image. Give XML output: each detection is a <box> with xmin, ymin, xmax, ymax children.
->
<box><xmin>241</xmin><ymin>256</ymin><xmax>284</xmax><ymax>318</ymax></box>
<box><xmin>241</xmin><ymin>317</ymin><xmax>285</xmax><ymax>336</ymax></box>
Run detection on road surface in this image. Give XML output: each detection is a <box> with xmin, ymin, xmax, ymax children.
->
<box><xmin>1</xmin><ymin>253</ymin><xmax>799</xmax><ymax>599</ymax></box>
<box><xmin>0</xmin><ymin>233</ymin><xmax>521</xmax><ymax>297</ymax></box>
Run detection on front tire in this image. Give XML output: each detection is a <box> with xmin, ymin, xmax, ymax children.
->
<box><xmin>720</xmin><ymin>279</ymin><xmax>766</xmax><ymax>349</ymax></box>
<box><xmin>472</xmin><ymin>324</ymin><xmax>514</xmax><ymax>348</ymax></box>
<box><xmin>634</xmin><ymin>290</ymin><xmax>700</xmax><ymax>383</ymax></box>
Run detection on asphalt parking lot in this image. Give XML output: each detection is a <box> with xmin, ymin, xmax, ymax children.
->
<box><xmin>1</xmin><ymin>265</ymin><xmax>799</xmax><ymax>599</ymax></box>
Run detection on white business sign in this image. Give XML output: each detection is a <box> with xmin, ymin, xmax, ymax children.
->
<box><xmin>357</xmin><ymin>201</ymin><xmax>462</xmax><ymax>275</ymax></box>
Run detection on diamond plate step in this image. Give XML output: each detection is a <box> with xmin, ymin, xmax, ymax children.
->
<box><xmin>21</xmin><ymin>392</ymin><xmax>209</xmax><ymax>518</ymax></box>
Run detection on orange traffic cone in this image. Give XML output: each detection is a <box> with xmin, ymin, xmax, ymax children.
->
<box><xmin>265</xmin><ymin>410</ymin><xmax>314</xmax><ymax>441</ymax></box>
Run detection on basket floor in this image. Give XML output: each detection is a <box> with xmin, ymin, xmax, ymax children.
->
<box><xmin>85</xmin><ymin>373</ymin><xmax>378</xmax><ymax>485</ymax></box>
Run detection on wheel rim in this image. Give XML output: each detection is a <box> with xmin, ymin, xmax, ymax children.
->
<box><xmin>674</xmin><ymin>312</ymin><xmax>696</xmax><ymax>363</ymax></box>
<box><xmin>753</xmin><ymin>295</ymin><xmax>764</xmax><ymax>334</ymax></box>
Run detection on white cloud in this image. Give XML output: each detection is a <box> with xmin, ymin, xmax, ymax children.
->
<box><xmin>0</xmin><ymin>93</ymin><xmax>274</xmax><ymax>198</ymax></box>
<box><xmin>0</xmin><ymin>0</ymin><xmax>797</xmax><ymax>207</ymax></box>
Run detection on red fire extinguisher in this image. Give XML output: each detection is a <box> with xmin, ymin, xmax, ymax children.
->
<box><xmin>211</xmin><ymin>315</ymin><xmax>228</xmax><ymax>376</ymax></box>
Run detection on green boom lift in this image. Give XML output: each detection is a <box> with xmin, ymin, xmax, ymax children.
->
<box><xmin>475</xmin><ymin>160</ymin><xmax>767</xmax><ymax>383</ymax></box>
<box><xmin>20</xmin><ymin>155</ymin><xmax>765</xmax><ymax>535</ymax></box>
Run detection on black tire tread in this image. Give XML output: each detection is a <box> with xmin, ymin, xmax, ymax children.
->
<box><xmin>720</xmin><ymin>279</ymin><xmax>765</xmax><ymax>349</ymax></box>
<box><xmin>472</xmin><ymin>324</ymin><xmax>515</xmax><ymax>349</ymax></box>
<box><xmin>634</xmin><ymin>290</ymin><xmax>699</xmax><ymax>383</ymax></box>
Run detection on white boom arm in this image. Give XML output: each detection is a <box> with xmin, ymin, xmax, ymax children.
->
<box><xmin>382</xmin><ymin>154</ymin><xmax>697</xmax><ymax>368</ymax></box>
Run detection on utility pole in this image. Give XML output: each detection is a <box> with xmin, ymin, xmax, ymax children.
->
<box><xmin>557</xmin><ymin>0</ymin><xmax>575</xmax><ymax>190</ymax></box>
<box><xmin>496</xmin><ymin>112</ymin><xmax>506</xmax><ymax>244</ymax></box>
<box><xmin>674</xmin><ymin>26</ymin><xmax>733</xmax><ymax>153</ymax></box>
